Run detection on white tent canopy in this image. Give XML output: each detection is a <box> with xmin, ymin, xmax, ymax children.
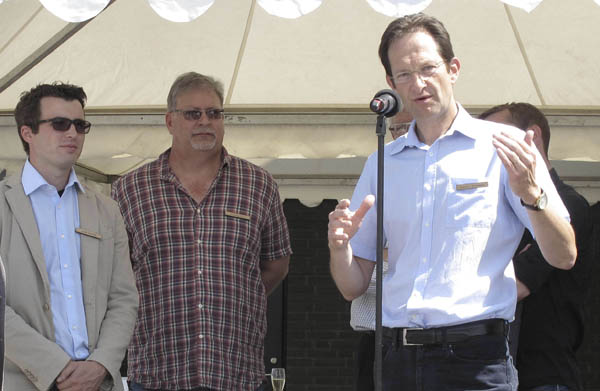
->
<box><xmin>1</xmin><ymin>0</ymin><xmax>599</xmax><ymax>203</ymax></box>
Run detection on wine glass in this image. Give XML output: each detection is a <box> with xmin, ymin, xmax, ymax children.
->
<box><xmin>271</xmin><ymin>367</ymin><xmax>285</xmax><ymax>391</ymax></box>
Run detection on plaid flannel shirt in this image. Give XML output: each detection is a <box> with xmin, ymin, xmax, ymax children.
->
<box><xmin>112</xmin><ymin>149</ymin><xmax>291</xmax><ymax>390</ymax></box>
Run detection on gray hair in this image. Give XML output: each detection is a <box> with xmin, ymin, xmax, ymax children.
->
<box><xmin>167</xmin><ymin>72</ymin><xmax>224</xmax><ymax>111</ymax></box>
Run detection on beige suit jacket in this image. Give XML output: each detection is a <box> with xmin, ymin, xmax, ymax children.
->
<box><xmin>0</xmin><ymin>170</ymin><xmax>139</xmax><ymax>391</ymax></box>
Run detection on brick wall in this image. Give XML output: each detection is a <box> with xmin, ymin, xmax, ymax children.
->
<box><xmin>281</xmin><ymin>199</ymin><xmax>600</xmax><ymax>391</ymax></box>
<box><xmin>284</xmin><ymin>199</ymin><xmax>354</xmax><ymax>391</ymax></box>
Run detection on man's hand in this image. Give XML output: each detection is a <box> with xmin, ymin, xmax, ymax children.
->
<box><xmin>492</xmin><ymin>130</ymin><xmax>541</xmax><ymax>204</ymax></box>
<box><xmin>328</xmin><ymin>195</ymin><xmax>375</xmax><ymax>250</ymax></box>
<box><xmin>56</xmin><ymin>360</ymin><xmax>108</xmax><ymax>391</ymax></box>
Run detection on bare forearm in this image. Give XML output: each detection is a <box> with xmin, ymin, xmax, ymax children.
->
<box><xmin>516</xmin><ymin>278</ymin><xmax>530</xmax><ymax>301</ymax></box>
<box><xmin>261</xmin><ymin>256</ymin><xmax>289</xmax><ymax>296</ymax></box>
<box><xmin>528</xmin><ymin>206</ymin><xmax>576</xmax><ymax>269</ymax></box>
<box><xmin>329</xmin><ymin>246</ymin><xmax>371</xmax><ymax>301</ymax></box>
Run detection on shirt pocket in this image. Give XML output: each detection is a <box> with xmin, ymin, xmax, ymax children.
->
<box><xmin>445</xmin><ymin>177</ymin><xmax>494</xmax><ymax>228</ymax></box>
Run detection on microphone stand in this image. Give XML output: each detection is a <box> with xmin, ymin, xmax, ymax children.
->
<box><xmin>374</xmin><ymin>114</ymin><xmax>386</xmax><ymax>391</ymax></box>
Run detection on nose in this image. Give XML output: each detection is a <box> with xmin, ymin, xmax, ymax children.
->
<box><xmin>198</xmin><ymin>112</ymin><xmax>211</xmax><ymax>125</ymax></box>
<box><xmin>407</xmin><ymin>72</ymin><xmax>427</xmax><ymax>91</ymax></box>
<box><xmin>63</xmin><ymin>122</ymin><xmax>82</xmax><ymax>138</ymax></box>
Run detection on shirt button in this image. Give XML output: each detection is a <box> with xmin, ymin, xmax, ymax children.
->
<box><xmin>72</xmin><ymin>325</ymin><xmax>78</xmax><ymax>330</ymax></box>
<box><xmin>63</xmin><ymin>264</ymin><xmax>69</xmax><ymax>268</ymax></box>
<box><xmin>197</xmin><ymin>240</ymin><xmax>201</xmax><ymax>244</ymax></box>
<box><xmin>198</xmin><ymin>334</ymin><xmax>204</xmax><ymax>339</ymax></box>
<box><xmin>197</xmin><ymin>270</ymin><xmax>202</xmax><ymax>275</ymax></box>
<box><xmin>67</xmin><ymin>294</ymin><xmax>72</xmax><ymax>299</ymax></box>
<box><xmin>43</xmin><ymin>303</ymin><xmax>50</xmax><ymax>311</ymax></box>
<box><xmin>429</xmin><ymin>151</ymin><xmax>433</xmax><ymax>157</ymax></box>
<box><xmin>198</xmin><ymin>304</ymin><xmax>204</xmax><ymax>309</ymax></box>
<box><xmin>60</xmin><ymin>234</ymin><xmax>65</xmax><ymax>239</ymax></box>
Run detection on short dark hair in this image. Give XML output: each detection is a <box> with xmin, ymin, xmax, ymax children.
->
<box><xmin>14</xmin><ymin>82</ymin><xmax>87</xmax><ymax>155</ymax></box>
<box><xmin>167</xmin><ymin>72</ymin><xmax>224</xmax><ymax>111</ymax></box>
<box><xmin>379</xmin><ymin>13</ymin><xmax>455</xmax><ymax>78</ymax></box>
<box><xmin>479</xmin><ymin>102</ymin><xmax>550</xmax><ymax>155</ymax></box>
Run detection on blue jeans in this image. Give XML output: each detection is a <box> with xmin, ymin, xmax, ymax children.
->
<box><xmin>129</xmin><ymin>382</ymin><xmax>268</xmax><ymax>391</ymax></box>
<box><xmin>522</xmin><ymin>386</ymin><xmax>571</xmax><ymax>391</ymax></box>
<box><xmin>381</xmin><ymin>334</ymin><xmax>518</xmax><ymax>391</ymax></box>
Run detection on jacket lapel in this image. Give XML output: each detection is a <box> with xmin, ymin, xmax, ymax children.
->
<box><xmin>5</xmin><ymin>173</ymin><xmax>51</xmax><ymax>295</ymax></box>
<box><xmin>77</xmin><ymin>186</ymin><xmax>100</xmax><ymax>341</ymax></box>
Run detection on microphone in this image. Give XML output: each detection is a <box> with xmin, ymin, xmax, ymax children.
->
<box><xmin>369</xmin><ymin>89</ymin><xmax>402</xmax><ymax>117</ymax></box>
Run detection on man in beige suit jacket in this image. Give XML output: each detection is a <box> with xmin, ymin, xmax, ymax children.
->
<box><xmin>0</xmin><ymin>83</ymin><xmax>138</xmax><ymax>391</ymax></box>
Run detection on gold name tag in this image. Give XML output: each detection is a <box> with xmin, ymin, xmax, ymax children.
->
<box><xmin>75</xmin><ymin>228</ymin><xmax>102</xmax><ymax>239</ymax></box>
<box><xmin>225</xmin><ymin>211</ymin><xmax>251</xmax><ymax>220</ymax></box>
<box><xmin>456</xmin><ymin>181</ymin><xmax>488</xmax><ymax>191</ymax></box>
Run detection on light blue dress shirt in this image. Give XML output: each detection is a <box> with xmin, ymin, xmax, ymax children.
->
<box><xmin>22</xmin><ymin>160</ymin><xmax>90</xmax><ymax>359</ymax></box>
<box><xmin>350</xmin><ymin>104</ymin><xmax>569</xmax><ymax>328</ymax></box>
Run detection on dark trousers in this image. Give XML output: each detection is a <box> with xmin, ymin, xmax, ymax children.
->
<box><xmin>354</xmin><ymin>331</ymin><xmax>375</xmax><ymax>391</ymax></box>
<box><xmin>381</xmin><ymin>334</ymin><xmax>518</xmax><ymax>391</ymax></box>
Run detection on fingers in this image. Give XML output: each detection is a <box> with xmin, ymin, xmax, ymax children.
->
<box><xmin>57</xmin><ymin>361</ymin><xmax>76</xmax><ymax>383</ymax></box>
<box><xmin>353</xmin><ymin>195</ymin><xmax>375</xmax><ymax>222</ymax></box>
<box><xmin>493</xmin><ymin>131</ymin><xmax>539</xmax><ymax>199</ymax></box>
<box><xmin>493</xmin><ymin>131</ymin><xmax>537</xmax><ymax>174</ymax></box>
<box><xmin>328</xmin><ymin>195</ymin><xmax>374</xmax><ymax>247</ymax></box>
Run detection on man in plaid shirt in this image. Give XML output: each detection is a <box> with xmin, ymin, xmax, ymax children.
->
<box><xmin>112</xmin><ymin>72</ymin><xmax>292</xmax><ymax>391</ymax></box>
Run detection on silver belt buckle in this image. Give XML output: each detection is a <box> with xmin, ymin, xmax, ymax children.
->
<box><xmin>402</xmin><ymin>327</ymin><xmax>424</xmax><ymax>346</ymax></box>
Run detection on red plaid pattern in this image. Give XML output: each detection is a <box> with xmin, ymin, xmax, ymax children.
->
<box><xmin>112</xmin><ymin>149</ymin><xmax>291</xmax><ymax>390</ymax></box>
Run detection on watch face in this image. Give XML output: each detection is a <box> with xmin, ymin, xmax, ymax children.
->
<box><xmin>537</xmin><ymin>190</ymin><xmax>548</xmax><ymax>210</ymax></box>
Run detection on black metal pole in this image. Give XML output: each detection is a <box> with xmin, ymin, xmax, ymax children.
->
<box><xmin>374</xmin><ymin>114</ymin><xmax>386</xmax><ymax>391</ymax></box>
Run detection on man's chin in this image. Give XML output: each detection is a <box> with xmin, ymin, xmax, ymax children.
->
<box><xmin>191</xmin><ymin>141</ymin><xmax>217</xmax><ymax>151</ymax></box>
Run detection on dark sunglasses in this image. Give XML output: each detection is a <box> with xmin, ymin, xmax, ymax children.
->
<box><xmin>172</xmin><ymin>109</ymin><xmax>225</xmax><ymax>121</ymax></box>
<box><xmin>36</xmin><ymin>117</ymin><xmax>92</xmax><ymax>134</ymax></box>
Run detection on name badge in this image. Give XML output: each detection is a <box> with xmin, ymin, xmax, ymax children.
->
<box><xmin>455</xmin><ymin>181</ymin><xmax>488</xmax><ymax>191</ymax></box>
<box><xmin>225</xmin><ymin>210</ymin><xmax>251</xmax><ymax>220</ymax></box>
<box><xmin>75</xmin><ymin>228</ymin><xmax>102</xmax><ymax>239</ymax></box>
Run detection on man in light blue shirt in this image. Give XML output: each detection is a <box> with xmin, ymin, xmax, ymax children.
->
<box><xmin>1</xmin><ymin>83</ymin><xmax>138</xmax><ymax>391</ymax></box>
<box><xmin>328</xmin><ymin>13</ymin><xmax>576</xmax><ymax>391</ymax></box>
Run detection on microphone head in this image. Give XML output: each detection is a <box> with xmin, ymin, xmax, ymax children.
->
<box><xmin>370</xmin><ymin>89</ymin><xmax>402</xmax><ymax>117</ymax></box>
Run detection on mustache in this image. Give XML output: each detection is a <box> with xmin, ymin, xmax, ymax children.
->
<box><xmin>192</xmin><ymin>126</ymin><xmax>215</xmax><ymax>135</ymax></box>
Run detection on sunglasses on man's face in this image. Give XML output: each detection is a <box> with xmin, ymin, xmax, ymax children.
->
<box><xmin>171</xmin><ymin>109</ymin><xmax>225</xmax><ymax>121</ymax></box>
<box><xmin>36</xmin><ymin>117</ymin><xmax>92</xmax><ymax>134</ymax></box>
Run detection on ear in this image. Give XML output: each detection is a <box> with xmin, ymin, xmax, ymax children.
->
<box><xmin>448</xmin><ymin>57</ymin><xmax>461</xmax><ymax>84</ymax></box>
<box><xmin>20</xmin><ymin>125</ymin><xmax>34</xmax><ymax>144</ymax></box>
<box><xmin>165</xmin><ymin>112</ymin><xmax>175</xmax><ymax>135</ymax></box>
<box><xmin>386</xmin><ymin>74</ymin><xmax>396</xmax><ymax>90</ymax></box>
<box><xmin>527</xmin><ymin>124</ymin><xmax>544</xmax><ymax>147</ymax></box>
<box><xmin>528</xmin><ymin>124</ymin><xmax>542</xmax><ymax>139</ymax></box>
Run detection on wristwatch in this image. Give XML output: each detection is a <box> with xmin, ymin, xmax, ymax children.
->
<box><xmin>520</xmin><ymin>188</ymin><xmax>547</xmax><ymax>211</ymax></box>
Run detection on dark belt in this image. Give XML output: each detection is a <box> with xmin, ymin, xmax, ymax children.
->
<box><xmin>382</xmin><ymin>318</ymin><xmax>507</xmax><ymax>347</ymax></box>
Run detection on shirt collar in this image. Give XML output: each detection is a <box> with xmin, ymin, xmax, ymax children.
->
<box><xmin>22</xmin><ymin>160</ymin><xmax>83</xmax><ymax>196</ymax></box>
<box><xmin>388</xmin><ymin>103</ymin><xmax>476</xmax><ymax>155</ymax></box>
<box><xmin>159</xmin><ymin>147</ymin><xmax>231</xmax><ymax>182</ymax></box>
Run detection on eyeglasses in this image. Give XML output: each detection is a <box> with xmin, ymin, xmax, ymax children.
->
<box><xmin>171</xmin><ymin>109</ymin><xmax>225</xmax><ymax>121</ymax></box>
<box><xmin>389</xmin><ymin>123</ymin><xmax>411</xmax><ymax>133</ymax></box>
<box><xmin>36</xmin><ymin>117</ymin><xmax>92</xmax><ymax>134</ymax></box>
<box><xmin>392</xmin><ymin>61</ymin><xmax>445</xmax><ymax>84</ymax></box>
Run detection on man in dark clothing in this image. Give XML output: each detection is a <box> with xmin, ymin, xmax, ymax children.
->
<box><xmin>481</xmin><ymin>102</ymin><xmax>593</xmax><ymax>391</ymax></box>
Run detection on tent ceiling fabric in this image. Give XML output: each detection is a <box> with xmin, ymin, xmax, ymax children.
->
<box><xmin>2</xmin><ymin>0</ymin><xmax>600</xmax><ymax>110</ymax></box>
<box><xmin>0</xmin><ymin>0</ymin><xmax>599</xmax><ymax>183</ymax></box>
